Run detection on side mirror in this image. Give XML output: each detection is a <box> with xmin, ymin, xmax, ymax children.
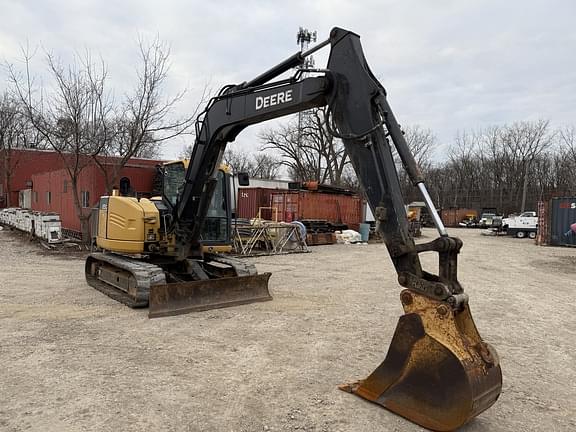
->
<box><xmin>238</xmin><ymin>172</ymin><xmax>250</xmax><ymax>187</ymax></box>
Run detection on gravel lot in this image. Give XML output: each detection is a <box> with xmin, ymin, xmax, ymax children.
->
<box><xmin>0</xmin><ymin>227</ymin><xmax>575</xmax><ymax>432</ymax></box>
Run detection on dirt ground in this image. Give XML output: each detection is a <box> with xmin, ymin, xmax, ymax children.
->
<box><xmin>0</xmin><ymin>227</ymin><xmax>575</xmax><ymax>432</ymax></box>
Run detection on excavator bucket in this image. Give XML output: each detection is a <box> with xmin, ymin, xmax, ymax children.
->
<box><xmin>340</xmin><ymin>289</ymin><xmax>502</xmax><ymax>431</ymax></box>
<box><xmin>148</xmin><ymin>273</ymin><xmax>272</xmax><ymax>318</ymax></box>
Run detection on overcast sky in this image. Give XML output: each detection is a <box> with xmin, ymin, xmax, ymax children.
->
<box><xmin>1</xmin><ymin>0</ymin><xmax>575</xmax><ymax>160</ymax></box>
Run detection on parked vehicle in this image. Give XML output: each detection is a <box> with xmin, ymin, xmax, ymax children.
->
<box><xmin>478</xmin><ymin>212</ymin><xmax>502</xmax><ymax>229</ymax></box>
<box><xmin>458</xmin><ymin>214</ymin><xmax>479</xmax><ymax>228</ymax></box>
<box><xmin>81</xmin><ymin>27</ymin><xmax>502</xmax><ymax>431</ymax></box>
<box><xmin>501</xmin><ymin>211</ymin><xmax>538</xmax><ymax>239</ymax></box>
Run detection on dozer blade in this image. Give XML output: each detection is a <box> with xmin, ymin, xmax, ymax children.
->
<box><xmin>148</xmin><ymin>273</ymin><xmax>272</xmax><ymax>318</ymax></box>
<box><xmin>340</xmin><ymin>289</ymin><xmax>502</xmax><ymax>431</ymax></box>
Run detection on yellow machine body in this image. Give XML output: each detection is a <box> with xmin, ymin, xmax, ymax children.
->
<box><xmin>97</xmin><ymin>195</ymin><xmax>160</xmax><ymax>254</ymax></box>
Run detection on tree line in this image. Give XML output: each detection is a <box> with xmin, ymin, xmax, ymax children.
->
<box><xmin>416</xmin><ymin>121</ymin><xmax>575</xmax><ymax>215</ymax></box>
<box><xmin>247</xmin><ymin>111</ymin><xmax>576</xmax><ymax>216</ymax></box>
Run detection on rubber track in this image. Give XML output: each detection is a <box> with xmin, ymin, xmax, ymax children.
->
<box><xmin>86</xmin><ymin>253</ymin><xmax>166</xmax><ymax>308</ymax></box>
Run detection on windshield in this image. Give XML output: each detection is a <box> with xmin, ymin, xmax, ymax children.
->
<box><xmin>202</xmin><ymin>170</ymin><xmax>229</xmax><ymax>243</ymax></box>
<box><xmin>163</xmin><ymin>163</ymin><xmax>229</xmax><ymax>243</ymax></box>
<box><xmin>163</xmin><ymin>162</ymin><xmax>185</xmax><ymax>207</ymax></box>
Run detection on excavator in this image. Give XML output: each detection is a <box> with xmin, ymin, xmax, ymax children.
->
<box><xmin>86</xmin><ymin>27</ymin><xmax>502</xmax><ymax>431</ymax></box>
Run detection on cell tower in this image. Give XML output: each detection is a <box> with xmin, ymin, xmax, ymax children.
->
<box><xmin>295</xmin><ymin>27</ymin><xmax>317</xmax><ymax>180</ymax></box>
<box><xmin>297</xmin><ymin>27</ymin><xmax>317</xmax><ymax>69</ymax></box>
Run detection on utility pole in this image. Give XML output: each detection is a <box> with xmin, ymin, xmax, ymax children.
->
<box><xmin>295</xmin><ymin>27</ymin><xmax>317</xmax><ymax>181</ymax></box>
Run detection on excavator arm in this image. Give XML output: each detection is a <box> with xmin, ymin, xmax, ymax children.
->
<box><xmin>164</xmin><ymin>27</ymin><xmax>502</xmax><ymax>431</ymax></box>
<box><xmin>174</xmin><ymin>28</ymin><xmax>460</xmax><ymax>302</ymax></box>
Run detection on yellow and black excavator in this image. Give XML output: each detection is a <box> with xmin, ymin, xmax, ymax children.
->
<box><xmin>87</xmin><ymin>160</ymin><xmax>262</xmax><ymax>313</ymax></box>
<box><xmin>86</xmin><ymin>27</ymin><xmax>502</xmax><ymax>431</ymax></box>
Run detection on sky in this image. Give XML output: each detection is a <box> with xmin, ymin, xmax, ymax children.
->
<box><xmin>1</xmin><ymin>0</ymin><xmax>575</xmax><ymax>160</ymax></box>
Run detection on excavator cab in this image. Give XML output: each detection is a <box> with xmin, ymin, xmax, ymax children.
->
<box><xmin>162</xmin><ymin>161</ymin><xmax>233</xmax><ymax>252</ymax></box>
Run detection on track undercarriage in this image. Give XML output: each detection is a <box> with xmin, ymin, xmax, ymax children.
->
<box><xmin>85</xmin><ymin>252</ymin><xmax>272</xmax><ymax>317</ymax></box>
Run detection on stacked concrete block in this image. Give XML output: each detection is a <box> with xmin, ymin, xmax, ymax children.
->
<box><xmin>0</xmin><ymin>208</ymin><xmax>62</xmax><ymax>243</ymax></box>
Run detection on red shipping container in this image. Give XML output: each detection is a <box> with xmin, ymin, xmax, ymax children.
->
<box><xmin>440</xmin><ymin>208</ymin><xmax>478</xmax><ymax>227</ymax></box>
<box><xmin>536</xmin><ymin>200</ymin><xmax>549</xmax><ymax>246</ymax></box>
<box><xmin>236</xmin><ymin>187</ymin><xmax>277</xmax><ymax>220</ymax></box>
<box><xmin>270</xmin><ymin>190</ymin><xmax>363</xmax><ymax>231</ymax></box>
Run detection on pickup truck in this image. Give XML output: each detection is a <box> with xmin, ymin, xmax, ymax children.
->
<box><xmin>501</xmin><ymin>211</ymin><xmax>538</xmax><ymax>238</ymax></box>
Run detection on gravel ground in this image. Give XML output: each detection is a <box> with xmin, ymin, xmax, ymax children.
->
<box><xmin>0</xmin><ymin>226</ymin><xmax>575</xmax><ymax>432</ymax></box>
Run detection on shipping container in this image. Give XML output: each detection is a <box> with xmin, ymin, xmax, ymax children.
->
<box><xmin>236</xmin><ymin>187</ymin><xmax>277</xmax><ymax>220</ymax></box>
<box><xmin>270</xmin><ymin>190</ymin><xmax>363</xmax><ymax>231</ymax></box>
<box><xmin>440</xmin><ymin>208</ymin><xmax>478</xmax><ymax>227</ymax></box>
<box><xmin>549</xmin><ymin>197</ymin><xmax>576</xmax><ymax>247</ymax></box>
<box><xmin>230</xmin><ymin>177</ymin><xmax>290</xmax><ymax>216</ymax></box>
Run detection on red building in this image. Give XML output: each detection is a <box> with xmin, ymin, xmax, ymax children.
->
<box><xmin>32</xmin><ymin>161</ymin><xmax>161</xmax><ymax>233</ymax></box>
<box><xmin>1</xmin><ymin>149</ymin><xmax>164</xmax><ymax>235</ymax></box>
<box><xmin>0</xmin><ymin>149</ymin><xmax>65</xmax><ymax>207</ymax></box>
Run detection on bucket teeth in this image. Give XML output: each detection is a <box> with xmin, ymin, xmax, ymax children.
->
<box><xmin>341</xmin><ymin>290</ymin><xmax>502</xmax><ymax>432</ymax></box>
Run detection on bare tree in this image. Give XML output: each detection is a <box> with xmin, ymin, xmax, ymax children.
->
<box><xmin>259</xmin><ymin>109</ymin><xmax>350</xmax><ymax>185</ymax></box>
<box><xmin>93</xmin><ymin>38</ymin><xmax>209</xmax><ymax>193</ymax></box>
<box><xmin>422</xmin><ymin>121</ymin><xmax>559</xmax><ymax>215</ymax></box>
<box><xmin>559</xmin><ymin>125</ymin><xmax>576</xmax><ymax>168</ymax></box>
<box><xmin>223</xmin><ymin>148</ymin><xmax>255</xmax><ymax>175</ymax></box>
<box><xmin>403</xmin><ymin>125</ymin><xmax>436</xmax><ymax>169</ymax></box>
<box><xmin>501</xmin><ymin>120</ymin><xmax>554</xmax><ymax>211</ymax></box>
<box><xmin>259</xmin><ymin>118</ymin><xmax>317</xmax><ymax>182</ymax></box>
<box><xmin>7</xmin><ymin>47</ymin><xmax>111</xmax><ymax>239</ymax></box>
<box><xmin>300</xmin><ymin>109</ymin><xmax>350</xmax><ymax>184</ymax></box>
<box><xmin>395</xmin><ymin>125</ymin><xmax>438</xmax><ymax>200</ymax></box>
<box><xmin>0</xmin><ymin>93</ymin><xmax>21</xmax><ymax>206</ymax></box>
<box><xmin>0</xmin><ymin>92</ymin><xmax>27</xmax><ymax>207</ymax></box>
<box><xmin>251</xmin><ymin>153</ymin><xmax>281</xmax><ymax>180</ymax></box>
<box><xmin>6</xmin><ymin>38</ymin><xmax>204</xmax><ymax>238</ymax></box>
<box><xmin>0</xmin><ymin>93</ymin><xmax>44</xmax><ymax>206</ymax></box>
<box><xmin>555</xmin><ymin>125</ymin><xmax>576</xmax><ymax>193</ymax></box>
<box><xmin>223</xmin><ymin>148</ymin><xmax>281</xmax><ymax>180</ymax></box>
